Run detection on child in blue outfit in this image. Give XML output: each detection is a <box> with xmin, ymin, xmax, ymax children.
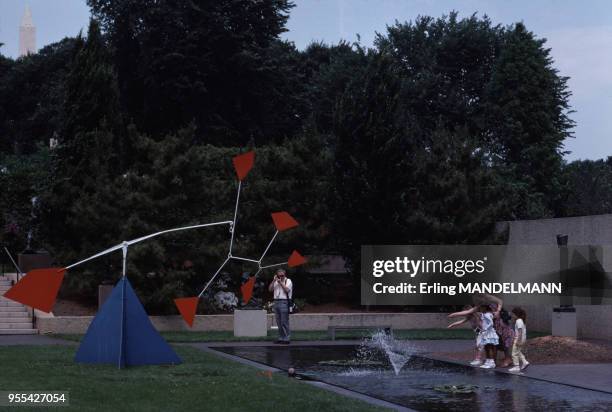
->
<box><xmin>478</xmin><ymin>304</ymin><xmax>499</xmax><ymax>369</ymax></box>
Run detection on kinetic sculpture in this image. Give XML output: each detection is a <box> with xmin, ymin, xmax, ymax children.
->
<box><xmin>174</xmin><ymin>151</ymin><xmax>306</xmax><ymax>326</ymax></box>
<box><xmin>2</xmin><ymin>151</ymin><xmax>306</xmax><ymax>367</ymax></box>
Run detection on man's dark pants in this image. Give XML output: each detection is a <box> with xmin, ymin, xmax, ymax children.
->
<box><xmin>274</xmin><ymin>299</ymin><xmax>290</xmax><ymax>342</ymax></box>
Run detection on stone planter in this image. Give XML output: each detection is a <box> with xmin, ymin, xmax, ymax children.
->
<box><xmin>234</xmin><ymin>309</ymin><xmax>267</xmax><ymax>337</ymax></box>
<box><xmin>552</xmin><ymin>307</ymin><xmax>577</xmax><ymax>337</ymax></box>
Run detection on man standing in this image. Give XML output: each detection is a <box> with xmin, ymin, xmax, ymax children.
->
<box><xmin>269</xmin><ymin>269</ymin><xmax>292</xmax><ymax>344</ymax></box>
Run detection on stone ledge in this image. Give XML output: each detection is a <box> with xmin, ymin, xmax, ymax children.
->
<box><xmin>36</xmin><ymin>312</ymin><xmax>467</xmax><ymax>334</ymax></box>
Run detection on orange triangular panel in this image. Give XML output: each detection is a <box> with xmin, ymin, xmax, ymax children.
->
<box><xmin>271</xmin><ymin>211</ymin><xmax>299</xmax><ymax>232</ymax></box>
<box><xmin>233</xmin><ymin>151</ymin><xmax>255</xmax><ymax>181</ymax></box>
<box><xmin>174</xmin><ymin>297</ymin><xmax>199</xmax><ymax>327</ymax></box>
<box><xmin>3</xmin><ymin>268</ymin><xmax>65</xmax><ymax>313</ymax></box>
<box><xmin>288</xmin><ymin>250</ymin><xmax>307</xmax><ymax>268</ymax></box>
<box><xmin>240</xmin><ymin>276</ymin><xmax>256</xmax><ymax>304</ymax></box>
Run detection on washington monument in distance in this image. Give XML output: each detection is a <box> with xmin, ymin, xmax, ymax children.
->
<box><xmin>19</xmin><ymin>5</ymin><xmax>36</xmax><ymax>56</ymax></box>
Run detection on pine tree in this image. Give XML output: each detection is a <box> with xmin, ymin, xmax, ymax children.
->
<box><xmin>331</xmin><ymin>51</ymin><xmax>413</xmax><ymax>282</ymax></box>
<box><xmin>484</xmin><ymin>23</ymin><xmax>574</xmax><ymax>218</ymax></box>
<box><xmin>331</xmin><ymin>50</ymin><xmax>505</xmax><ymax>291</ymax></box>
<box><xmin>39</xmin><ymin>19</ymin><xmax>125</xmax><ymax>296</ymax></box>
<box><xmin>87</xmin><ymin>0</ymin><xmax>298</xmax><ymax>144</ymax></box>
<box><xmin>58</xmin><ymin>19</ymin><xmax>124</xmax><ymax>172</ymax></box>
<box><xmin>560</xmin><ymin>158</ymin><xmax>612</xmax><ymax>217</ymax></box>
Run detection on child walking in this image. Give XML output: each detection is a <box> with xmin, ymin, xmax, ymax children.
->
<box><xmin>447</xmin><ymin>305</ymin><xmax>484</xmax><ymax>366</ymax></box>
<box><xmin>478</xmin><ymin>304</ymin><xmax>499</xmax><ymax>369</ymax></box>
<box><xmin>508</xmin><ymin>307</ymin><xmax>529</xmax><ymax>372</ymax></box>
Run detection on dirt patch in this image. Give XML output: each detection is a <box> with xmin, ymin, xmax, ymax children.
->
<box><xmin>434</xmin><ymin>336</ymin><xmax>612</xmax><ymax>364</ymax></box>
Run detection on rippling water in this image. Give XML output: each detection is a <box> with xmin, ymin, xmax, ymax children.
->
<box><xmin>214</xmin><ymin>344</ymin><xmax>612</xmax><ymax>412</ymax></box>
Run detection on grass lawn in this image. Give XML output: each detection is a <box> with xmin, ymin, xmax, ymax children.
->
<box><xmin>55</xmin><ymin>328</ymin><xmax>493</xmax><ymax>343</ymax></box>
<box><xmin>0</xmin><ymin>345</ymin><xmax>388</xmax><ymax>412</ymax></box>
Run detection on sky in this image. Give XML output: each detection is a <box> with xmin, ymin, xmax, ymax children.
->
<box><xmin>0</xmin><ymin>0</ymin><xmax>610</xmax><ymax>161</ymax></box>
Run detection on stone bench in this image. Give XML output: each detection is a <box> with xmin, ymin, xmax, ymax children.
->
<box><xmin>327</xmin><ymin>325</ymin><xmax>393</xmax><ymax>340</ymax></box>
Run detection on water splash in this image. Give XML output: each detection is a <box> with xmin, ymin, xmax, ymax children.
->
<box><xmin>338</xmin><ymin>368</ymin><xmax>375</xmax><ymax>377</ymax></box>
<box><xmin>362</xmin><ymin>330</ymin><xmax>415</xmax><ymax>375</ymax></box>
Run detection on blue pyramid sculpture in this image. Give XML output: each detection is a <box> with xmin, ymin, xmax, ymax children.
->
<box><xmin>75</xmin><ymin>277</ymin><xmax>181</xmax><ymax>368</ymax></box>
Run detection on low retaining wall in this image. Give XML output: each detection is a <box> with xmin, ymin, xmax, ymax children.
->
<box><xmin>38</xmin><ymin>308</ymin><xmax>610</xmax><ymax>340</ymax></box>
<box><xmin>37</xmin><ymin>312</ymin><xmax>466</xmax><ymax>334</ymax></box>
<box><xmin>517</xmin><ymin>305</ymin><xmax>612</xmax><ymax>340</ymax></box>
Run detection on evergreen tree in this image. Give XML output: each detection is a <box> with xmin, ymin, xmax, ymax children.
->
<box><xmin>39</xmin><ymin>19</ymin><xmax>125</xmax><ymax>290</ymax></box>
<box><xmin>377</xmin><ymin>15</ymin><xmax>574</xmax><ymax>219</ymax></box>
<box><xmin>0</xmin><ymin>149</ymin><xmax>51</xmax><ymax>252</ymax></box>
<box><xmin>379</xmin><ymin>13</ymin><xmax>503</xmax><ymax>138</ymax></box>
<box><xmin>484</xmin><ymin>23</ymin><xmax>574</xmax><ymax>218</ymax></box>
<box><xmin>87</xmin><ymin>0</ymin><xmax>299</xmax><ymax>144</ymax></box>
<box><xmin>300</xmin><ymin>41</ymin><xmax>369</xmax><ymax>133</ymax></box>
<box><xmin>0</xmin><ymin>43</ymin><xmax>13</xmax><ymax>153</ymax></box>
<box><xmin>0</xmin><ymin>38</ymin><xmax>79</xmax><ymax>154</ymax></box>
<box><xmin>331</xmin><ymin>51</ymin><xmax>504</xmax><ymax>289</ymax></box>
<box><xmin>559</xmin><ymin>158</ymin><xmax>612</xmax><ymax>217</ymax></box>
<box><xmin>59</xmin><ymin>19</ymin><xmax>124</xmax><ymax>169</ymax></box>
<box><xmin>331</xmin><ymin>52</ymin><xmax>413</xmax><ymax>281</ymax></box>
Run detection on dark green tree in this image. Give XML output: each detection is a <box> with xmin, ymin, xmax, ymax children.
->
<box><xmin>484</xmin><ymin>22</ymin><xmax>574</xmax><ymax>218</ymax></box>
<box><xmin>377</xmin><ymin>14</ymin><xmax>574</xmax><ymax>219</ymax></box>
<box><xmin>331</xmin><ymin>49</ymin><xmax>505</xmax><ymax>292</ymax></box>
<box><xmin>378</xmin><ymin>13</ymin><xmax>503</xmax><ymax>138</ymax></box>
<box><xmin>0</xmin><ymin>38</ymin><xmax>79</xmax><ymax>154</ymax></box>
<box><xmin>559</xmin><ymin>158</ymin><xmax>612</xmax><ymax>217</ymax></box>
<box><xmin>87</xmin><ymin>0</ymin><xmax>300</xmax><ymax>145</ymax></box>
<box><xmin>0</xmin><ymin>43</ymin><xmax>13</xmax><ymax>153</ymax></box>
<box><xmin>299</xmin><ymin>41</ymin><xmax>369</xmax><ymax>133</ymax></box>
<box><xmin>331</xmin><ymin>51</ymin><xmax>413</xmax><ymax>280</ymax></box>
<box><xmin>39</xmin><ymin>19</ymin><xmax>125</xmax><ymax>284</ymax></box>
<box><xmin>58</xmin><ymin>19</ymin><xmax>124</xmax><ymax>167</ymax></box>
<box><xmin>0</xmin><ymin>149</ymin><xmax>52</xmax><ymax>252</ymax></box>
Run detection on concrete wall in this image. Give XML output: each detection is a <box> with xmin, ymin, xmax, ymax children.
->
<box><xmin>37</xmin><ymin>312</ymin><xmax>468</xmax><ymax>334</ymax></box>
<box><xmin>576</xmin><ymin>306</ymin><xmax>612</xmax><ymax>340</ymax></box>
<box><xmin>499</xmin><ymin>214</ymin><xmax>612</xmax><ymax>246</ymax></box>
<box><xmin>498</xmin><ymin>214</ymin><xmax>612</xmax><ymax>340</ymax></box>
<box><xmin>523</xmin><ymin>305</ymin><xmax>612</xmax><ymax>340</ymax></box>
<box><xmin>521</xmin><ymin>304</ymin><xmax>553</xmax><ymax>334</ymax></box>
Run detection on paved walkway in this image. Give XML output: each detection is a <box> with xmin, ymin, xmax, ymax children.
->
<box><xmin>414</xmin><ymin>339</ymin><xmax>612</xmax><ymax>395</ymax></box>
<box><xmin>515</xmin><ymin>363</ymin><xmax>612</xmax><ymax>394</ymax></box>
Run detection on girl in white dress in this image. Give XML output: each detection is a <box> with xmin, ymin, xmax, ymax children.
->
<box><xmin>478</xmin><ymin>304</ymin><xmax>499</xmax><ymax>369</ymax></box>
<box><xmin>447</xmin><ymin>305</ymin><xmax>484</xmax><ymax>366</ymax></box>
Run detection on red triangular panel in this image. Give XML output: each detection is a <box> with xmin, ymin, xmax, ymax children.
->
<box><xmin>271</xmin><ymin>211</ymin><xmax>299</xmax><ymax>232</ymax></box>
<box><xmin>288</xmin><ymin>250</ymin><xmax>307</xmax><ymax>268</ymax></box>
<box><xmin>174</xmin><ymin>297</ymin><xmax>199</xmax><ymax>327</ymax></box>
<box><xmin>232</xmin><ymin>151</ymin><xmax>255</xmax><ymax>181</ymax></box>
<box><xmin>3</xmin><ymin>268</ymin><xmax>65</xmax><ymax>313</ymax></box>
<box><xmin>240</xmin><ymin>276</ymin><xmax>256</xmax><ymax>304</ymax></box>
